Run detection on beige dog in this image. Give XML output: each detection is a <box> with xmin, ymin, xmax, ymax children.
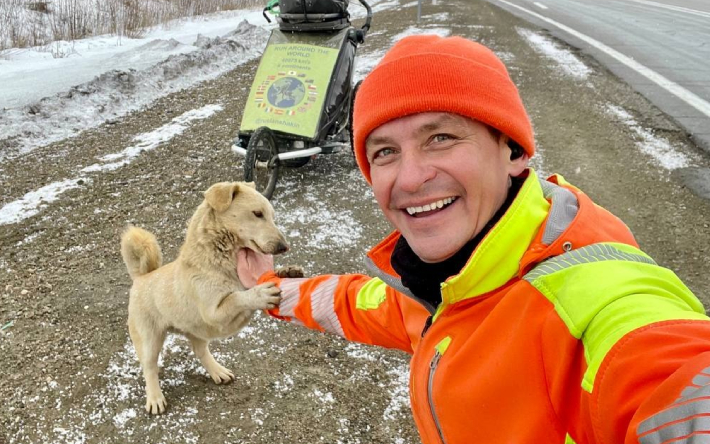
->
<box><xmin>120</xmin><ymin>181</ymin><xmax>289</xmax><ymax>414</ymax></box>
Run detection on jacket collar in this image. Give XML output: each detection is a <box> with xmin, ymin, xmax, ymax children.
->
<box><xmin>440</xmin><ymin>170</ymin><xmax>550</xmax><ymax>305</ymax></box>
<box><xmin>365</xmin><ymin>169</ymin><xmax>638</xmax><ymax>311</ymax></box>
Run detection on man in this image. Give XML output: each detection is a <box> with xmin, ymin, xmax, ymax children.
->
<box><xmin>238</xmin><ymin>35</ymin><xmax>710</xmax><ymax>443</ymax></box>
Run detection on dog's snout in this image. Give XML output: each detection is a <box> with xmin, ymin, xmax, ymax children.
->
<box><xmin>274</xmin><ymin>241</ymin><xmax>289</xmax><ymax>255</ymax></box>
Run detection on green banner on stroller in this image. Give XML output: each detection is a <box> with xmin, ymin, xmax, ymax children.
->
<box><xmin>240</xmin><ymin>30</ymin><xmax>344</xmax><ymax>139</ymax></box>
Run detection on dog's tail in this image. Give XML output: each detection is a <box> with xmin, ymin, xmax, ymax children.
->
<box><xmin>120</xmin><ymin>226</ymin><xmax>163</xmax><ymax>280</ymax></box>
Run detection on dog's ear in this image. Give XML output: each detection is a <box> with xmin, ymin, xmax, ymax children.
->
<box><xmin>204</xmin><ymin>182</ymin><xmax>240</xmax><ymax>213</ymax></box>
<box><xmin>244</xmin><ymin>182</ymin><xmax>256</xmax><ymax>189</ymax></box>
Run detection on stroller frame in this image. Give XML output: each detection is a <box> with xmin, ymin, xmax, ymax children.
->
<box><xmin>232</xmin><ymin>0</ymin><xmax>372</xmax><ymax>199</ymax></box>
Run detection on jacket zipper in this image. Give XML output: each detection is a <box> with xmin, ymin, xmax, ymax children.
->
<box><xmin>428</xmin><ymin>350</ymin><xmax>446</xmax><ymax>444</ymax></box>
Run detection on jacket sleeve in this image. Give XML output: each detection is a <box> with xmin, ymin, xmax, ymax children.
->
<box><xmin>526</xmin><ymin>242</ymin><xmax>710</xmax><ymax>444</ymax></box>
<box><xmin>258</xmin><ymin>271</ymin><xmax>430</xmax><ymax>353</ymax></box>
<box><xmin>593</xmin><ymin>320</ymin><xmax>710</xmax><ymax>444</ymax></box>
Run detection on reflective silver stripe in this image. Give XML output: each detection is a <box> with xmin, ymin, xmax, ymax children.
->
<box><xmin>638</xmin><ymin>398</ymin><xmax>710</xmax><ymax>434</ymax></box>
<box><xmin>692</xmin><ymin>369</ymin><xmax>710</xmax><ymax>388</ymax></box>
<box><xmin>539</xmin><ymin>180</ymin><xmax>579</xmax><ymax>245</ymax></box>
<box><xmin>364</xmin><ymin>256</ymin><xmax>436</xmax><ymax>314</ymax></box>
<box><xmin>524</xmin><ymin>243</ymin><xmax>657</xmax><ymax>283</ymax></box>
<box><xmin>675</xmin><ymin>367</ymin><xmax>710</xmax><ymax>403</ymax></box>
<box><xmin>277</xmin><ymin>278</ymin><xmax>308</xmax><ymax>318</ymax></box>
<box><xmin>639</xmin><ymin>415</ymin><xmax>710</xmax><ymax>444</ymax></box>
<box><xmin>310</xmin><ymin>276</ymin><xmax>344</xmax><ymax>336</ymax></box>
<box><xmin>680</xmin><ymin>385</ymin><xmax>705</xmax><ymax>401</ymax></box>
<box><xmin>638</xmin><ymin>367</ymin><xmax>710</xmax><ymax>443</ymax></box>
<box><xmin>364</xmin><ymin>256</ymin><xmax>416</xmax><ymax>299</ymax></box>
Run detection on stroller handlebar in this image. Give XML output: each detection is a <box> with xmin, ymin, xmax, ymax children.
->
<box><xmin>357</xmin><ymin>0</ymin><xmax>372</xmax><ymax>35</ymax></box>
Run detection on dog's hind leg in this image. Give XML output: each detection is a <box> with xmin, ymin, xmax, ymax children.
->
<box><xmin>129</xmin><ymin>320</ymin><xmax>168</xmax><ymax>414</ymax></box>
<box><xmin>186</xmin><ymin>334</ymin><xmax>235</xmax><ymax>384</ymax></box>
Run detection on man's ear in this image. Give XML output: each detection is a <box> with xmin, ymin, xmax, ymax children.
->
<box><xmin>498</xmin><ymin>134</ymin><xmax>529</xmax><ymax>176</ymax></box>
<box><xmin>204</xmin><ymin>182</ymin><xmax>240</xmax><ymax>213</ymax></box>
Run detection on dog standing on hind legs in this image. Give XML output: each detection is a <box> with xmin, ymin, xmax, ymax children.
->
<box><xmin>120</xmin><ymin>181</ymin><xmax>295</xmax><ymax>414</ymax></box>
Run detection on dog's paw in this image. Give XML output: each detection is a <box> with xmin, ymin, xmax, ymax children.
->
<box><xmin>145</xmin><ymin>393</ymin><xmax>167</xmax><ymax>415</ymax></box>
<box><xmin>254</xmin><ymin>282</ymin><xmax>282</xmax><ymax>309</ymax></box>
<box><xmin>276</xmin><ymin>265</ymin><xmax>304</xmax><ymax>278</ymax></box>
<box><xmin>208</xmin><ymin>363</ymin><xmax>235</xmax><ymax>385</ymax></box>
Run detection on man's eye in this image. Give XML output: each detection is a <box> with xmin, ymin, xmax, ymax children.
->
<box><xmin>373</xmin><ymin>147</ymin><xmax>395</xmax><ymax>160</ymax></box>
<box><xmin>432</xmin><ymin>134</ymin><xmax>454</xmax><ymax>143</ymax></box>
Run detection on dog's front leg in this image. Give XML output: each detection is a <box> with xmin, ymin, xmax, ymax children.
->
<box><xmin>202</xmin><ymin>282</ymin><xmax>282</xmax><ymax>327</ymax></box>
<box><xmin>185</xmin><ymin>333</ymin><xmax>234</xmax><ymax>384</ymax></box>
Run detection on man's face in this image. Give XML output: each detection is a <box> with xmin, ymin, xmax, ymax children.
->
<box><xmin>366</xmin><ymin>112</ymin><xmax>528</xmax><ymax>263</ymax></box>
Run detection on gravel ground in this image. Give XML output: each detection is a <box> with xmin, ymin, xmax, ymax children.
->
<box><xmin>2</xmin><ymin>0</ymin><xmax>710</xmax><ymax>443</ymax></box>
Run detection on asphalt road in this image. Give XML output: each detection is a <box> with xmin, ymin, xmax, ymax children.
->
<box><xmin>484</xmin><ymin>0</ymin><xmax>710</xmax><ymax>152</ymax></box>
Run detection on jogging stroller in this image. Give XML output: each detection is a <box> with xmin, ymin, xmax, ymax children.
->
<box><xmin>232</xmin><ymin>0</ymin><xmax>372</xmax><ymax>198</ymax></box>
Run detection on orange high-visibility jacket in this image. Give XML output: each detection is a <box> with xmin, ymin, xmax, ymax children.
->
<box><xmin>262</xmin><ymin>171</ymin><xmax>710</xmax><ymax>444</ymax></box>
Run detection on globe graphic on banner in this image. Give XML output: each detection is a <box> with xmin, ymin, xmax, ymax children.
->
<box><xmin>267</xmin><ymin>77</ymin><xmax>306</xmax><ymax>108</ymax></box>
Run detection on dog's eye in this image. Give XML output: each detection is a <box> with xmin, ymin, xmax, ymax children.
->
<box><xmin>253</xmin><ymin>211</ymin><xmax>263</xmax><ymax>218</ymax></box>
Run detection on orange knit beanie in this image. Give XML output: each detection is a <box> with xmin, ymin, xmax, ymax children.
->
<box><xmin>353</xmin><ymin>35</ymin><xmax>535</xmax><ymax>183</ymax></box>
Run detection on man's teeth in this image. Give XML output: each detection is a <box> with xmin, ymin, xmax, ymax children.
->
<box><xmin>406</xmin><ymin>197</ymin><xmax>455</xmax><ymax>215</ymax></box>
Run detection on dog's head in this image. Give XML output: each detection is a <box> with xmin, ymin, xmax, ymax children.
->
<box><xmin>203</xmin><ymin>182</ymin><xmax>288</xmax><ymax>255</ymax></box>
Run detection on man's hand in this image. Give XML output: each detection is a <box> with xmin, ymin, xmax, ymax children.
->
<box><xmin>237</xmin><ymin>248</ymin><xmax>274</xmax><ymax>289</ymax></box>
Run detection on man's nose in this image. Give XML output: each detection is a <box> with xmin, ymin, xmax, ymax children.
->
<box><xmin>395</xmin><ymin>149</ymin><xmax>435</xmax><ymax>192</ymax></box>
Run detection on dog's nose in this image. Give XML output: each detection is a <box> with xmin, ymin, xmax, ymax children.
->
<box><xmin>274</xmin><ymin>241</ymin><xmax>289</xmax><ymax>255</ymax></box>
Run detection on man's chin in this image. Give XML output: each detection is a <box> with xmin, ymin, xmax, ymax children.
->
<box><xmin>408</xmin><ymin>241</ymin><xmax>460</xmax><ymax>264</ymax></box>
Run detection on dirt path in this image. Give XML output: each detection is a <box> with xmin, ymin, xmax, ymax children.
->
<box><xmin>2</xmin><ymin>0</ymin><xmax>710</xmax><ymax>443</ymax></box>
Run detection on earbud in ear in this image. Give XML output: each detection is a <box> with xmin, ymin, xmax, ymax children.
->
<box><xmin>509</xmin><ymin>142</ymin><xmax>524</xmax><ymax>160</ymax></box>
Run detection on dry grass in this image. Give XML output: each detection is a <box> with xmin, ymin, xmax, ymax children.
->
<box><xmin>0</xmin><ymin>0</ymin><xmax>264</xmax><ymax>52</ymax></box>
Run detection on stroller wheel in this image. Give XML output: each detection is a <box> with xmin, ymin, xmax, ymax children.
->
<box><xmin>243</xmin><ymin>126</ymin><xmax>280</xmax><ymax>199</ymax></box>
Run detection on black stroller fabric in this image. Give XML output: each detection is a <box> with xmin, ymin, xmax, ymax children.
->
<box><xmin>278</xmin><ymin>0</ymin><xmax>350</xmax><ymax>30</ymax></box>
<box><xmin>279</xmin><ymin>0</ymin><xmax>349</xmax><ymax>16</ymax></box>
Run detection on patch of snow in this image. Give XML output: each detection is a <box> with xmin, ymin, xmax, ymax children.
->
<box><xmin>425</xmin><ymin>12</ymin><xmax>449</xmax><ymax>22</ymax></box>
<box><xmin>344</xmin><ymin>343</ymin><xmax>379</xmax><ymax>362</ymax></box>
<box><xmin>354</xmin><ymin>49</ymin><xmax>386</xmax><ymax>82</ymax></box>
<box><xmin>495</xmin><ymin>51</ymin><xmax>516</xmax><ymax>63</ymax></box>
<box><xmin>82</xmin><ymin>103</ymin><xmax>223</xmax><ymax>173</ymax></box>
<box><xmin>382</xmin><ymin>363</ymin><xmax>410</xmax><ymax>421</ymax></box>
<box><xmin>517</xmin><ymin>28</ymin><xmax>591</xmax><ymax>80</ymax></box>
<box><xmin>391</xmin><ymin>27</ymin><xmax>451</xmax><ymax>43</ymax></box>
<box><xmin>0</xmin><ymin>21</ymin><xmax>267</xmax><ymax>161</ymax></box>
<box><xmin>0</xmin><ymin>103</ymin><xmax>219</xmax><ymax>226</ymax></box>
<box><xmin>113</xmin><ymin>408</ymin><xmax>137</xmax><ymax>429</ymax></box>
<box><xmin>0</xmin><ymin>177</ymin><xmax>90</xmax><ymax>226</ymax></box>
<box><xmin>372</xmin><ymin>0</ymin><xmax>401</xmax><ymax>13</ymax></box>
<box><xmin>279</xmin><ymin>206</ymin><xmax>363</xmax><ymax>249</ymax></box>
<box><xmin>605</xmin><ymin>103</ymin><xmax>693</xmax><ymax>170</ymax></box>
<box><xmin>15</xmin><ymin>231</ymin><xmax>42</xmax><ymax>246</ymax></box>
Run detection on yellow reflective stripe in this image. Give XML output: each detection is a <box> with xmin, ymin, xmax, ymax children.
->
<box><xmin>355</xmin><ymin>278</ymin><xmax>387</xmax><ymax>311</ymax></box>
<box><xmin>435</xmin><ymin>336</ymin><xmax>452</xmax><ymax>355</ymax></box>
<box><xmin>444</xmin><ymin>170</ymin><xmax>550</xmax><ymax>303</ymax></box>
<box><xmin>526</xmin><ymin>243</ymin><xmax>707</xmax><ymax>392</ymax></box>
<box><xmin>581</xmin><ymin>288</ymin><xmax>706</xmax><ymax>392</ymax></box>
<box><xmin>565</xmin><ymin>434</ymin><xmax>577</xmax><ymax>444</ymax></box>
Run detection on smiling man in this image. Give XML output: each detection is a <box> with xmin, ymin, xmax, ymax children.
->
<box><xmin>239</xmin><ymin>35</ymin><xmax>710</xmax><ymax>444</ymax></box>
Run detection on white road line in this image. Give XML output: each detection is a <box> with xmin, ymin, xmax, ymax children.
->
<box><xmin>625</xmin><ymin>0</ymin><xmax>710</xmax><ymax>19</ymax></box>
<box><xmin>533</xmin><ymin>2</ymin><xmax>549</xmax><ymax>9</ymax></box>
<box><xmin>494</xmin><ymin>0</ymin><xmax>710</xmax><ymax>119</ymax></box>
